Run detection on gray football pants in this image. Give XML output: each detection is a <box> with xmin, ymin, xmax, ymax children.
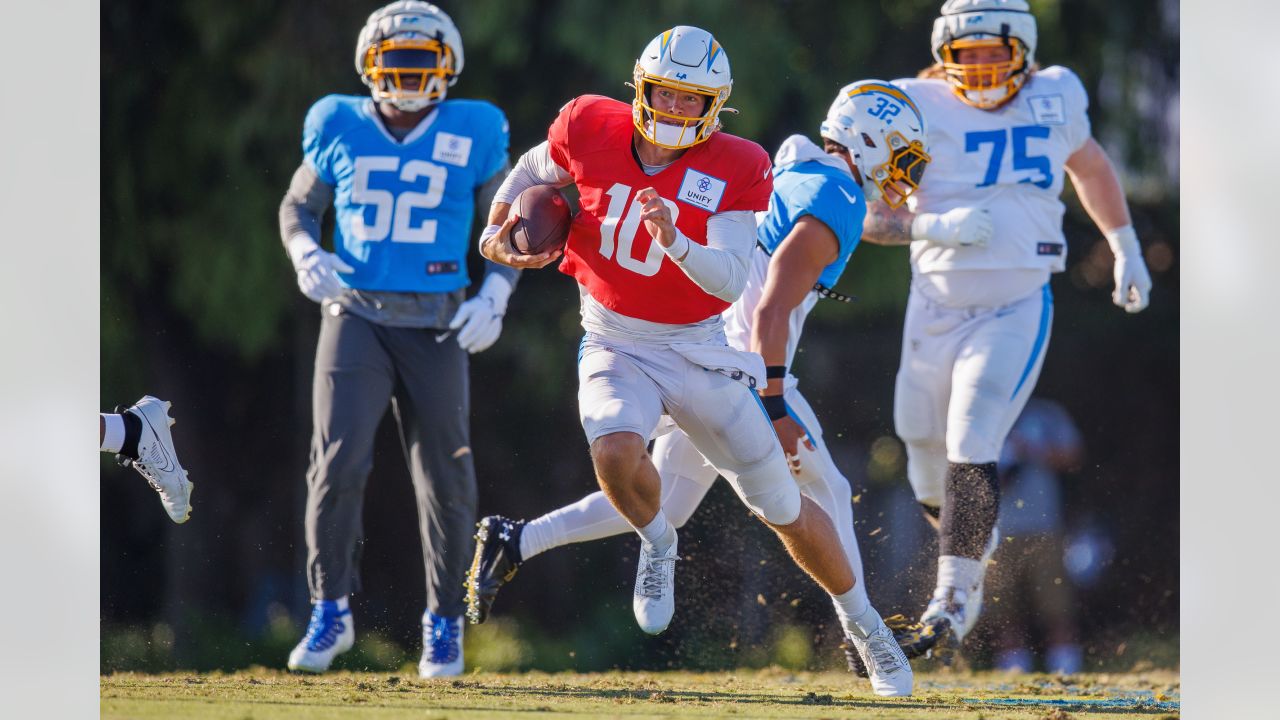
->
<box><xmin>304</xmin><ymin>305</ymin><xmax>476</xmax><ymax>618</ymax></box>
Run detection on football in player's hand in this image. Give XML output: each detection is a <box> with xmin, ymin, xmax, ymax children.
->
<box><xmin>509</xmin><ymin>185</ymin><xmax>572</xmax><ymax>255</ymax></box>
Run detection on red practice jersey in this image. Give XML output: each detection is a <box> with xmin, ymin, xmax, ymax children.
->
<box><xmin>548</xmin><ymin>95</ymin><xmax>772</xmax><ymax>325</ymax></box>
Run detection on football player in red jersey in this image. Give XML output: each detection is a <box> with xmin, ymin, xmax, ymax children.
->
<box><xmin>478</xmin><ymin>26</ymin><xmax>913</xmax><ymax>695</ymax></box>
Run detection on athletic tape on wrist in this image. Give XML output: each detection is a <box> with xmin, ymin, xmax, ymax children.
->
<box><xmin>761</xmin><ymin>394</ymin><xmax>788</xmax><ymax>421</ymax></box>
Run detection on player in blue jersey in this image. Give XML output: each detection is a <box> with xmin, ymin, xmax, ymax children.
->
<box><xmin>467</xmin><ymin>81</ymin><xmax>934</xmax><ymax>696</ymax></box>
<box><xmin>278</xmin><ymin>1</ymin><xmax>516</xmax><ymax>678</ymax></box>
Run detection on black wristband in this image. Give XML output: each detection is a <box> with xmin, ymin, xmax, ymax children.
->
<box><xmin>765</xmin><ymin>365</ymin><xmax>787</xmax><ymax>379</ymax></box>
<box><xmin>761</xmin><ymin>394</ymin><xmax>788</xmax><ymax>421</ymax></box>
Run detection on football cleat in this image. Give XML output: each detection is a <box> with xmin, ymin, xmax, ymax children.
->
<box><xmin>842</xmin><ymin>614</ymin><xmax>947</xmax><ymax>677</ymax></box>
<box><xmin>920</xmin><ymin>586</ymin><xmax>978</xmax><ymax>665</ymax></box>
<box><xmin>287</xmin><ymin>600</ymin><xmax>355</xmax><ymax>673</ymax></box>
<box><xmin>418</xmin><ymin>611</ymin><xmax>464</xmax><ymax>678</ymax></box>
<box><xmin>965</xmin><ymin>528</ymin><xmax>1000</xmax><ymax>633</ymax></box>
<box><xmin>845</xmin><ymin>622</ymin><xmax>914</xmax><ymax>697</ymax></box>
<box><xmin>465</xmin><ymin>515</ymin><xmax>526</xmax><ymax>624</ymax></box>
<box><xmin>116</xmin><ymin>396</ymin><xmax>193</xmax><ymax>524</ymax></box>
<box><xmin>632</xmin><ymin>534</ymin><xmax>679</xmax><ymax>635</ymax></box>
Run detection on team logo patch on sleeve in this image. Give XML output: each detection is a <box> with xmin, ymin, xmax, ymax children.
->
<box><xmin>677</xmin><ymin>169</ymin><xmax>726</xmax><ymax>212</ymax></box>
<box><xmin>1027</xmin><ymin>94</ymin><xmax>1066</xmax><ymax>126</ymax></box>
<box><xmin>432</xmin><ymin>132</ymin><xmax>473</xmax><ymax>167</ymax></box>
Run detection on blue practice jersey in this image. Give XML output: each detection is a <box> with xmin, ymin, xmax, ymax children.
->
<box><xmin>303</xmin><ymin>94</ymin><xmax>509</xmax><ymax>293</ymax></box>
<box><xmin>755</xmin><ymin>150</ymin><xmax>866</xmax><ymax>291</ymax></box>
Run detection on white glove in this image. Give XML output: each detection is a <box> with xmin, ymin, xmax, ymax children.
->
<box><xmin>448</xmin><ymin>273</ymin><xmax>513</xmax><ymax>353</ymax></box>
<box><xmin>911</xmin><ymin>207</ymin><xmax>993</xmax><ymax>248</ymax></box>
<box><xmin>1104</xmin><ymin>225</ymin><xmax>1152</xmax><ymax>313</ymax></box>
<box><xmin>287</xmin><ymin>234</ymin><xmax>354</xmax><ymax>304</ymax></box>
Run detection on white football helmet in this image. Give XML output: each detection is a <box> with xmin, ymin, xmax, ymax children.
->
<box><xmin>931</xmin><ymin>0</ymin><xmax>1038</xmax><ymax>109</ymax></box>
<box><xmin>631</xmin><ymin>26</ymin><xmax>733</xmax><ymax>150</ymax></box>
<box><xmin>355</xmin><ymin>1</ymin><xmax>464</xmax><ymax>112</ymax></box>
<box><xmin>820</xmin><ymin>81</ymin><xmax>930</xmax><ymax>209</ymax></box>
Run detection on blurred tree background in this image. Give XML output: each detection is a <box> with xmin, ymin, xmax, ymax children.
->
<box><xmin>101</xmin><ymin>0</ymin><xmax>1178</xmax><ymax>673</ymax></box>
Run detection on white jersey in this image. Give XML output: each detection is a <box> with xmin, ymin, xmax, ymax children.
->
<box><xmin>897</xmin><ymin>67</ymin><xmax>1092</xmax><ymax>274</ymax></box>
<box><xmin>722</xmin><ymin>246</ymin><xmax>818</xmax><ymax>391</ymax></box>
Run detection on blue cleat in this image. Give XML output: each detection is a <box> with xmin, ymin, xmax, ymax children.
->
<box><xmin>287</xmin><ymin>598</ymin><xmax>354</xmax><ymax>673</ymax></box>
<box><xmin>419</xmin><ymin>611</ymin><xmax>464</xmax><ymax>678</ymax></box>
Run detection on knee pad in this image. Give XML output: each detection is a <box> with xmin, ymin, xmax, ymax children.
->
<box><xmin>947</xmin><ymin>386</ymin><xmax>1010</xmax><ymax>463</ymax></box>
<box><xmin>904</xmin><ymin>441</ymin><xmax>948</xmax><ymax>508</ymax></box>
<box><xmin>894</xmin><ymin>372</ymin><xmax>942</xmax><ymax>444</ymax></box>
<box><xmin>730</xmin><ymin>454</ymin><xmax>802</xmax><ymax>526</ymax></box>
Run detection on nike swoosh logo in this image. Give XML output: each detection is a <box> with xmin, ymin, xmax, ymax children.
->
<box><xmin>838</xmin><ymin>187</ymin><xmax>860</xmax><ymax>205</ymax></box>
<box><xmin>435</xmin><ymin>332</ymin><xmax>452</xmax><ymax>343</ymax></box>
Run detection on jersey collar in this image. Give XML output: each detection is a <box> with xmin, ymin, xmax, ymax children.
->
<box><xmin>363</xmin><ymin>99</ymin><xmax>439</xmax><ymax>146</ymax></box>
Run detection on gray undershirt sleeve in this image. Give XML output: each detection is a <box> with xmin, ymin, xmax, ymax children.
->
<box><xmin>663</xmin><ymin>210</ymin><xmax>756</xmax><ymax>302</ymax></box>
<box><xmin>279</xmin><ymin>163</ymin><xmax>334</xmax><ymax>251</ymax></box>
<box><xmin>493</xmin><ymin>141</ymin><xmax>573</xmax><ymax>206</ymax></box>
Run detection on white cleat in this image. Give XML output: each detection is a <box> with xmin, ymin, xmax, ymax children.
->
<box><xmin>418</xmin><ymin>611</ymin><xmax>464</xmax><ymax>678</ymax></box>
<box><xmin>966</xmin><ymin>529</ymin><xmax>1000</xmax><ymax>632</ymax></box>
<box><xmin>287</xmin><ymin>600</ymin><xmax>355</xmax><ymax>673</ymax></box>
<box><xmin>847</xmin><ymin>622</ymin><xmax>914</xmax><ymax>697</ymax></box>
<box><xmin>632</xmin><ymin>535</ymin><xmax>678</xmax><ymax>635</ymax></box>
<box><xmin>920</xmin><ymin>585</ymin><xmax>981</xmax><ymax>664</ymax></box>
<box><xmin>120</xmin><ymin>395</ymin><xmax>193</xmax><ymax>524</ymax></box>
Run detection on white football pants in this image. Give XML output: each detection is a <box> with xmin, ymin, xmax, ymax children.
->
<box><xmin>577</xmin><ymin>332</ymin><xmax>801</xmax><ymax>525</ymax></box>
<box><xmin>545</xmin><ymin>379</ymin><xmax>866</xmax><ymax>589</ymax></box>
<box><xmin>894</xmin><ymin>283</ymin><xmax>1053</xmax><ymax>507</ymax></box>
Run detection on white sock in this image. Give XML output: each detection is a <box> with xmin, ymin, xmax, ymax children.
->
<box><xmin>519</xmin><ymin>515</ymin><xmax>559</xmax><ymax>561</ymax></box>
<box><xmin>634</xmin><ymin>511</ymin><xmax>676</xmax><ymax>553</ymax></box>
<box><xmin>316</xmin><ymin>595</ymin><xmax>349</xmax><ymax>612</ymax></box>
<box><xmin>937</xmin><ymin>555</ymin><xmax>984</xmax><ymax>593</ymax></box>
<box><xmin>100</xmin><ymin>413</ymin><xmax>125</xmax><ymax>453</ymax></box>
<box><xmin>518</xmin><ymin>491</ymin><xmax>638</xmax><ymax>560</ymax></box>
<box><xmin>831</xmin><ymin>585</ymin><xmax>878</xmax><ymax>639</ymax></box>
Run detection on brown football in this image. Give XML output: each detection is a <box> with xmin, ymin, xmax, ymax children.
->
<box><xmin>509</xmin><ymin>185</ymin><xmax>572</xmax><ymax>255</ymax></box>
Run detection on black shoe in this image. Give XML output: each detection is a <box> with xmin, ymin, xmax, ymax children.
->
<box><xmin>465</xmin><ymin>515</ymin><xmax>526</xmax><ymax>624</ymax></box>
<box><xmin>842</xmin><ymin>614</ymin><xmax>948</xmax><ymax>677</ymax></box>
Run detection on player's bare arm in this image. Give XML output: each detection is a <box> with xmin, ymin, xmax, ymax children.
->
<box><xmin>1064</xmin><ymin>137</ymin><xmax>1152</xmax><ymax>312</ymax></box>
<box><xmin>862</xmin><ymin>200</ymin><xmax>994</xmax><ymax>249</ymax></box>
<box><xmin>751</xmin><ymin>216</ymin><xmax>837</xmax><ymax>468</ymax></box>
<box><xmin>1064</xmin><ymin>138</ymin><xmax>1130</xmax><ymax>231</ymax></box>
<box><xmin>860</xmin><ymin>200</ymin><xmax>914</xmax><ymax>246</ymax></box>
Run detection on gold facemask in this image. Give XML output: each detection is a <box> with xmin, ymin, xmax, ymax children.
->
<box><xmin>939</xmin><ymin>37</ymin><xmax>1029</xmax><ymax>110</ymax></box>
<box><xmin>361</xmin><ymin>37</ymin><xmax>456</xmax><ymax>105</ymax></box>
<box><xmin>631</xmin><ymin>71</ymin><xmax>729</xmax><ymax>150</ymax></box>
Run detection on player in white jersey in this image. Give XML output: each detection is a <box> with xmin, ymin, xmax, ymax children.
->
<box><xmin>469</xmin><ymin>80</ymin><xmax>938</xmax><ymax>690</ymax></box>
<box><xmin>858</xmin><ymin>0</ymin><xmax>1154</xmax><ymax>656</ymax></box>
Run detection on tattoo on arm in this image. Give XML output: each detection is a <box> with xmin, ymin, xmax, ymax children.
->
<box><xmin>861</xmin><ymin>202</ymin><xmax>914</xmax><ymax>246</ymax></box>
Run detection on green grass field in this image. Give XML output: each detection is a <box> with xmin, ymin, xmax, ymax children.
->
<box><xmin>101</xmin><ymin>668</ymin><xmax>1179</xmax><ymax>719</ymax></box>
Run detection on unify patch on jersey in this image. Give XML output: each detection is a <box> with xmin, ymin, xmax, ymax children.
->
<box><xmin>432</xmin><ymin>132</ymin><xmax>473</xmax><ymax>167</ymax></box>
<box><xmin>1026</xmin><ymin>94</ymin><xmax>1067</xmax><ymax>126</ymax></box>
<box><xmin>676</xmin><ymin>169</ymin><xmax>726</xmax><ymax>212</ymax></box>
